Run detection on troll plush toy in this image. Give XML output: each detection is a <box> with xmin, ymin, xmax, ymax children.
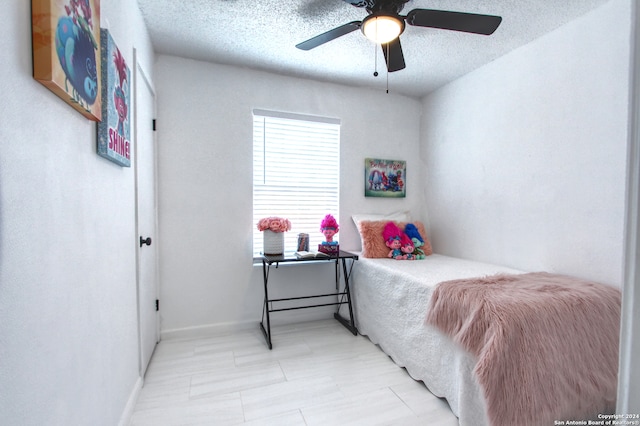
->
<box><xmin>319</xmin><ymin>214</ymin><xmax>340</xmax><ymax>254</ymax></box>
<box><xmin>320</xmin><ymin>214</ymin><xmax>339</xmax><ymax>246</ymax></box>
<box><xmin>400</xmin><ymin>233</ymin><xmax>416</xmax><ymax>260</ymax></box>
<box><xmin>404</xmin><ymin>223</ymin><xmax>426</xmax><ymax>259</ymax></box>
<box><xmin>383</xmin><ymin>222</ymin><xmax>406</xmax><ymax>260</ymax></box>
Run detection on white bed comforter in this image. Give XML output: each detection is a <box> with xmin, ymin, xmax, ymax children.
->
<box><xmin>349</xmin><ymin>254</ymin><xmax>522</xmax><ymax>426</ymax></box>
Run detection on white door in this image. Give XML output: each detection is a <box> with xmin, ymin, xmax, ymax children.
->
<box><xmin>134</xmin><ymin>52</ymin><xmax>159</xmax><ymax>377</ymax></box>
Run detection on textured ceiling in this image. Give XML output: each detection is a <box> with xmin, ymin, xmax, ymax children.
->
<box><xmin>136</xmin><ymin>0</ymin><xmax>611</xmax><ymax>98</ymax></box>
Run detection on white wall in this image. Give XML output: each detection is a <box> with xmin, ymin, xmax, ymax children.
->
<box><xmin>421</xmin><ymin>0</ymin><xmax>631</xmax><ymax>287</ymax></box>
<box><xmin>154</xmin><ymin>56</ymin><xmax>423</xmax><ymax>334</ymax></box>
<box><xmin>0</xmin><ymin>1</ymin><xmax>155</xmax><ymax>425</ymax></box>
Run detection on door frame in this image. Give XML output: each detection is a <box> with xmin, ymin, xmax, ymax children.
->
<box><xmin>618</xmin><ymin>1</ymin><xmax>640</xmax><ymax>413</ymax></box>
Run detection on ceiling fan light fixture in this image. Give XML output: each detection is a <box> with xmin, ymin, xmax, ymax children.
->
<box><xmin>362</xmin><ymin>13</ymin><xmax>404</xmax><ymax>44</ymax></box>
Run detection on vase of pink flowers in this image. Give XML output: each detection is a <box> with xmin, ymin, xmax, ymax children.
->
<box><xmin>257</xmin><ymin>217</ymin><xmax>291</xmax><ymax>255</ymax></box>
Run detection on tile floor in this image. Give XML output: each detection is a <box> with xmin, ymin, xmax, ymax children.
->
<box><xmin>129</xmin><ymin>319</ymin><xmax>460</xmax><ymax>426</ymax></box>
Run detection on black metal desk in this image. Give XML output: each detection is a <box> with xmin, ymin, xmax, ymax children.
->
<box><xmin>259</xmin><ymin>250</ymin><xmax>358</xmax><ymax>349</ymax></box>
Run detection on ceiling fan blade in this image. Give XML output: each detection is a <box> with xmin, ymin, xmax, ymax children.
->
<box><xmin>296</xmin><ymin>21</ymin><xmax>362</xmax><ymax>50</ymax></box>
<box><xmin>381</xmin><ymin>37</ymin><xmax>405</xmax><ymax>72</ymax></box>
<box><xmin>406</xmin><ymin>9</ymin><xmax>502</xmax><ymax>35</ymax></box>
<box><xmin>342</xmin><ymin>0</ymin><xmax>371</xmax><ymax>7</ymax></box>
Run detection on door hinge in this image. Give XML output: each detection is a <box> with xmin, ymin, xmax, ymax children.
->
<box><xmin>155</xmin><ymin>299</ymin><xmax>159</xmax><ymax>311</ymax></box>
<box><xmin>152</xmin><ymin>119</ymin><xmax>157</xmax><ymax>131</ymax></box>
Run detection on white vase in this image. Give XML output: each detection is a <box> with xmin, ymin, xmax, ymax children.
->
<box><xmin>263</xmin><ymin>230</ymin><xmax>284</xmax><ymax>255</ymax></box>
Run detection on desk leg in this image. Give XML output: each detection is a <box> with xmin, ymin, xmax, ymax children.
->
<box><xmin>334</xmin><ymin>258</ymin><xmax>357</xmax><ymax>335</ymax></box>
<box><xmin>259</xmin><ymin>260</ymin><xmax>273</xmax><ymax>349</ymax></box>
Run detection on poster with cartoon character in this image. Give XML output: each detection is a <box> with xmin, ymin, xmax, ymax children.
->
<box><xmin>97</xmin><ymin>29</ymin><xmax>131</xmax><ymax>167</ymax></box>
<box><xmin>365</xmin><ymin>158</ymin><xmax>406</xmax><ymax>198</ymax></box>
<box><xmin>32</xmin><ymin>0</ymin><xmax>101</xmax><ymax>121</ymax></box>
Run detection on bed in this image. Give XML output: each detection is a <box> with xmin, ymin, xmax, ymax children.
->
<box><xmin>348</xmin><ymin>219</ymin><xmax>621</xmax><ymax>426</ymax></box>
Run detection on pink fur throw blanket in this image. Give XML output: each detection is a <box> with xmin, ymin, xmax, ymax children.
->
<box><xmin>426</xmin><ymin>272</ymin><xmax>620</xmax><ymax>426</ymax></box>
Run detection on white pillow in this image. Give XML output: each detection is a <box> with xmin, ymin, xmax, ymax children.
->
<box><xmin>352</xmin><ymin>210</ymin><xmax>411</xmax><ymax>229</ymax></box>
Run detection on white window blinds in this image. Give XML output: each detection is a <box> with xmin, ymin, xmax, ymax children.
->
<box><xmin>253</xmin><ymin>109</ymin><xmax>340</xmax><ymax>256</ymax></box>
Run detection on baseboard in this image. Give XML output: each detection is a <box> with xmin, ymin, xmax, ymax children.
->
<box><xmin>118</xmin><ymin>375</ymin><xmax>143</xmax><ymax>426</ymax></box>
<box><xmin>161</xmin><ymin>319</ymin><xmax>257</xmax><ymax>340</ymax></box>
<box><xmin>160</xmin><ymin>309</ymin><xmax>336</xmax><ymax>341</ymax></box>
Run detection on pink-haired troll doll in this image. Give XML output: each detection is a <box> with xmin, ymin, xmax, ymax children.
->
<box><xmin>320</xmin><ymin>214</ymin><xmax>339</xmax><ymax>246</ymax></box>
<box><xmin>400</xmin><ymin>232</ymin><xmax>416</xmax><ymax>260</ymax></box>
<box><xmin>382</xmin><ymin>222</ymin><xmax>405</xmax><ymax>260</ymax></box>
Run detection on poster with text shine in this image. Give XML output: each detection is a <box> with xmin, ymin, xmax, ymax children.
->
<box><xmin>97</xmin><ymin>28</ymin><xmax>131</xmax><ymax>167</ymax></box>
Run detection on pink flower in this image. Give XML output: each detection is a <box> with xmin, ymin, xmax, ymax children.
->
<box><xmin>270</xmin><ymin>221</ymin><xmax>282</xmax><ymax>232</ymax></box>
<box><xmin>257</xmin><ymin>217</ymin><xmax>291</xmax><ymax>233</ymax></box>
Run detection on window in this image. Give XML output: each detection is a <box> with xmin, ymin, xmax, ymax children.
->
<box><xmin>253</xmin><ymin>109</ymin><xmax>340</xmax><ymax>256</ymax></box>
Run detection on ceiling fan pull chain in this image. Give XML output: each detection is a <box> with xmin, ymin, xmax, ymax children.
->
<box><xmin>386</xmin><ymin>42</ymin><xmax>390</xmax><ymax>94</ymax></box>
<box><xmin>373</xmin><ymin>42</ymin><xmax>379</xmax><ymax>77</ymax></box>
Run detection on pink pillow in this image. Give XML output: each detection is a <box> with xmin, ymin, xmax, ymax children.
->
<box><xmin>357</xmin><ymin>220</ymin><xmax>432</xmax><ymax>258</ymax></box>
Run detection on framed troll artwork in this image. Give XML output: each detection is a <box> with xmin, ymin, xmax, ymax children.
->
<box><xmin>97</xmin><ymin>29</ymin><xmax>131</xmax><ymax>167</ymax></box>
<box><xmin>31</xmin><ymin>0</ymin><xmax>102</xmax><ymax>121</ymax></box>
<box><xmin>365</xmin><ymin>158</ymin><xmax>406</xmax><ymax>198</ymax></box>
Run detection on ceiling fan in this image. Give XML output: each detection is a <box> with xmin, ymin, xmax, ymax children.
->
<box><xmin>296</xmin><ymin>0</ymin><xmax>502</xmax><ymax>72</ymax></box>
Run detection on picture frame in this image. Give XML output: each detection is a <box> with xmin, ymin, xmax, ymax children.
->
<box><xmin>365</xmin><ymin>158</ymin><xmax>406</xmax><ymax>198</ymax></box>
<box><xmin>31</xmin><ymin>0</ymin><xmax>102</xmax><ymax>121</ymax></box>
<box><xmin>97</xmin><ymin>29</ymin><xmax>131</xmax><ymax>167</ymax></box>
